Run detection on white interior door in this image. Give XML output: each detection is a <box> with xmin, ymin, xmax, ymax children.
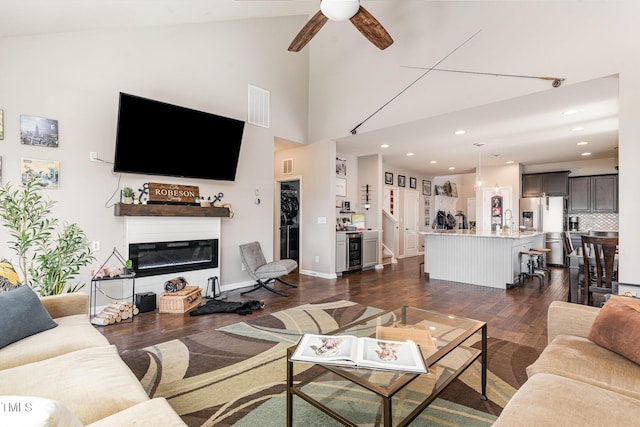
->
<box><xmin>404</xmin><ymin>189</ymin><xmax>419</xmax><ymax>257</ymax></box>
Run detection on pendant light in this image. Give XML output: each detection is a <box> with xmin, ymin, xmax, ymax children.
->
<box><xmin>474</xmin><ymin>142</ymin><xmax>484</xmax><ymax>191</ymax></box>
<box><xmin>491</xmin><ymin>154</ymin><xmax>502</xmax><ymax>195</ymax></box>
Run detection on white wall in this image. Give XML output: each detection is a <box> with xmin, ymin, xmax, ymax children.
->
<box><xmin>306</xmin><ymin>1</ymin><xmax>640</xmax><ymax>281</ymax></box>
<box><xmin>0</xmin><ymin>16</ymin><xmax>310</xmax><ymax>291</ymax></box>
<box><xmin>275</xmin><ymin>140</ymin><xmax>335</xmax><ymax>278</ymax></box>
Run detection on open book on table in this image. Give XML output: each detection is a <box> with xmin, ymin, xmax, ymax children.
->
<box><xmin>290</xmin><ymin>333</ymin><xmax>428</xmax><ymax>374</ymax></box>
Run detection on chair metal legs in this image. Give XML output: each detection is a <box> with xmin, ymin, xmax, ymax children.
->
<box><xmin>241</xmin><ymin>277</ymin><xmax>297</xmax><ymax>297</ymax></box>
<box><xmin>518</xmin><ymin>251</ymin><xmax>545</xmax><ymax>289</ymax></box>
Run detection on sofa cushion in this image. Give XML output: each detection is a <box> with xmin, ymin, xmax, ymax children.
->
<box><xmin>527</xmin><ymin>334</ymin><xmax>640</xmax><ymax>400</ymax></box>
<box><xmin>0</xmin><ymin>345</ymin><xmax>150</xmax><ymax>424</ymax></box>
<box><xmin>588</xmin><ymin>296</ymin><xmax>640</xmax><ymax>364</ymax></box>
<box><xmin>493</xmin><ymin>373</ymin><xmax>640</xmax><ymax>427</ymax></box>
<box><xmin>86</xmin><ymin>398</ymin><xmax>186</xmax><ymax>427</ymax></box>
<box><xmin>0</xmin><ymin>285</ymin><xmax>57</xmax><ymax>349</ymax></box>
<box><xmin>0</xmin><ymin>313</ymin><xmax>110</xmax><ymax>371</ymax></box>
<box><xmin>0</xmin><ymin>395</ymin><xmax>83</xmax><ymax>427</ymax></box>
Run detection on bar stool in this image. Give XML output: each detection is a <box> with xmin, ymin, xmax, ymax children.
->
<box><xmin>519</xmin><ymin>250</ymin><xmax>545</xmax><ymax>288</ymax></box>
<box><xmin>530</xmin><ymin>247</ymin><xmax>552</xmax><ymax>283</ymax></box>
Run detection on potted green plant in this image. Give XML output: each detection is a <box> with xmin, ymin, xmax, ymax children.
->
<box><xmin>0</xmin><ymin>178</ymin><xmax>95</xmax><ymax>295</ymax></box>
<box><xmin>122</xmin><ymin>187</ymin><xmax>135</xmax><ymax>204</ymax></box>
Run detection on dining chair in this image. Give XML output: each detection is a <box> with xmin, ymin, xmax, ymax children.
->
<box><xmin>581</xmin><ymin>235</ymin><xmax>618</xmax><ymax>306</ymax></box>
<box><xmin>588</xmin><ymin>230</ymin><xmax>619</xmax><ymax>237</ymax></box>
<box><xmin>562</xmin><ymin>231</ymin><xmax>577</xmax><ymax>302</ymax></box>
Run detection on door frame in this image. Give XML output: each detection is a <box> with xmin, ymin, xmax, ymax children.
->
<box><xmin>403</xmin><ymin>189</ymin><xmax>420</xmax><ymax>257</ymax></box>
<box><xmin>275</xmin><ymin>176</ymin><xmax>302</xmax><ymax>262</ymax></box>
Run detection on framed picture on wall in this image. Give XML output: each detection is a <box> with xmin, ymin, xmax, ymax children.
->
<box><xmin>21</xmin><ymin>157</ymin><xmax>60</xmax><ymax>189</ymax></box>
<box><xmin>0</xmin><ymin>109</ymin><xmax>4</xmax><ymax>140</ymax></box>
<box><xmin>20</xmin><ymin>115</ymin><xmax>59</xmax><ymax>147</ymax></box>
<box><xmin>409</xmin><ymin>177</ymin><xmax>417</xmax><ymax>189</ymax></box>
<box><xmin>336</xmin><ymin>177</ymin><xmax>347</xmax><ymax>197</ymax></box>
<box><xmin>336</xmin><ymin>157</ymin><xmax>346</xmax><ymax>176</ymax></box>
<box><xmin>398</xmin><ymin>175</ymin><xmax>406</xmax><ymax>187</ymax></box>
<box><xmin>385</xmin><ymin>172</ymin><xmax>393</xmax><ymax>185</ymax></box>
<box><xmin>422</xmin><ymin>180</ymin><xmax>431</xmax><ymax>196</ymax></box>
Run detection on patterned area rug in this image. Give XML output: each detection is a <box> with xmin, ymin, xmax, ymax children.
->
<box><xmin>120</xmin><ymin>300</ymin><xmax>539</xmax><ymax>426</ymax></box>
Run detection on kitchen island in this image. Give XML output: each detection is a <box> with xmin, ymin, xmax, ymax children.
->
<box><xmin>423</xmin><ymin>230</ymin><xmax>545</xmax><ymax>289</ymax></box>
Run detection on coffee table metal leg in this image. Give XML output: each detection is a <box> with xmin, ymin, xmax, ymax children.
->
<box><xmin>383</xmin><ymin>396</ymin><xmax>392</xmax><ymax>426</ymax></box>
<box><xmin>286</xmin><ymin>349</ymin><xmax>293</xmax><ymax>427</ymax></box>
<box><xmin>480</xmin><ymin>324</ymin><xmax>487</xmax><ymax>400</ymax></box>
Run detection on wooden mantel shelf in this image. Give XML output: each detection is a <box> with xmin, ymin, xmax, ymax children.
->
<box><xmin>114</xmin><ymin>203</ymin><xmax>231</xmax><ymax>218</ymax></box>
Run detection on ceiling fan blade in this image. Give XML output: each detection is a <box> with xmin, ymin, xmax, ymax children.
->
<box><xmin>288</xmin><ymin>10</ymin><xmax>329</xmax><ymax>52</ymax></box>
<box><xmin>349</xmin><ymin>6</ymin><xmax>394</xmax><ymax>50</ymax></box>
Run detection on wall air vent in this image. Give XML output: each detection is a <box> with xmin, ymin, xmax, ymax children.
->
<box><xmin>248</xmin><ymin>84</ymin><xmax>270</xmax><ymax>128</ymax></box>
<box><xmin>283</xmin><ymin>158</ymin><xmax>293</xmax><ymax>175</ymax></box>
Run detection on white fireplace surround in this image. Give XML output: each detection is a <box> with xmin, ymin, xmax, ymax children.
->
<box><xmin>124</xmin><ymin>216</ymin><xmax>221</xmax><ymax>296</ymax></box>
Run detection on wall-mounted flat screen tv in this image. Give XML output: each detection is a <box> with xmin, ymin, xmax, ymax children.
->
<box><xmin>114</xmin><ymin>92</ymin><xmax>245</xmax><ymax>181</ymax></box>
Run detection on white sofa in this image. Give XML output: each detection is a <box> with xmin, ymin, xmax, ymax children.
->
<box><xmin>0</xmin><ymin>290</ymin><xmax>186</xmax><ymax>426</ymax></box>
<box><xmin>493</xmin><ymin>299</ymin><xmax>640</xmax><ymax>426</ymax></box>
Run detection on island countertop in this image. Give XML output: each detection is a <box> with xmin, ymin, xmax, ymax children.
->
<box><xmin>422</xmin><ymin>230</ymin><xmax>544</xmax><ymax>239</ymax></box>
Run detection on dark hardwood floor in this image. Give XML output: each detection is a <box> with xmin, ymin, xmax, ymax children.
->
<box><xmin>100</xmin><ymin>256</ymin><xmax>570</xmax><ymax>353</ymax></box>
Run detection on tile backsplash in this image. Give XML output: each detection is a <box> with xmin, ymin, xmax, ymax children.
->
<box><xmin>572</xmin><ymin>213</ymin><xmax>619</xmax><ymax>232</ymax></box>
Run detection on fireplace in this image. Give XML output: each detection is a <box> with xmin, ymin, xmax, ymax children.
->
<box><xmin>129</xmin><ymin>239</ymin><xmax>218</xmax><ymax>277</ymax></box>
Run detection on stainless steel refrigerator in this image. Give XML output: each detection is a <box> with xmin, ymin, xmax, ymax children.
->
<box><xmin>519</xmin><ymin>196</ymin><xmax>566</xmax><ymax>265</ymax></box>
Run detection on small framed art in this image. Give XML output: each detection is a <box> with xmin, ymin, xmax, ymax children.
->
<box><xmin>21</xmin><ymin>158</ymin><xmax>60</xmax><ymax>189</ymax></box>
<box><xmin>20</xmin><ymin>115</ymin><xmax>59</xmax><ymax>147</ymax></box>
<box><xmin>398</xmin><ymin>175</ymin><xmax>406</xmax><ymax>187</ymax></box>
<box><xmin>336</xmin><ymin>157</ymin><xmax>346</xmax><ymax>176</ymax></box>
<box><xmin>422</xmin><ymin>180</ymin><xmax>431</xmax><ymax>196</ymax></box>
<box><xmin>385</xmin><ymin>172</ymin><xmax>393</xmax><ymax>185</ymax></box>
<box><xmin>410</xmin><ymin>177</ymin><xmax>417</xmax><ymax>189</ymax></box>
<box><xmin>336</xmin><ymin>177</ymin><xmax>347</xmax><ymax>197</ymax></box>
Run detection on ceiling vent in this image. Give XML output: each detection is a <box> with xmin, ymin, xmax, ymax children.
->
<box><xmin>283</xmin><ymin>158</ymin><xmax>293</xmax><ymax>175</ymax></box>
<box><xmin>248</xmin><ymin>84</ymin><xmax>270</xmax><ymax>128</ymax></box>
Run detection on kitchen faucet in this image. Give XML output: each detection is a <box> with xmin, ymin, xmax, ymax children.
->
<box><xmin>504</xmin><ymin>209</ymin><xmax>514</xmax><ymax>229</ymax></box>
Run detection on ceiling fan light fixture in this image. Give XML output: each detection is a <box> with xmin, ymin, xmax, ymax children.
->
<box><xmin>320</xmin><ymin>0</ymin><xmax>360</xmax><ymax>22</ymax></box>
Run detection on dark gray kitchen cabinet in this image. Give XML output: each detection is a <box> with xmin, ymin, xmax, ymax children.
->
<box><xmin>592</xmin><ymin>174</ymin><xmax>617</xmax><ymax>212</ymax></box>
<box><xmin>568</xmin><ymin>174</ymin><xmax>617</xmax><ymax>213</ymax></box>
<box><xmin>522</xmin><ymin>171</ymin><xmax>569</xmax><ymax>197</ymax></box>
<box><xmin>568</xmin><ymin>177</ymin><xmax>591</xmax><ymax>213</ymax></box>
<box><xmin>522</xmin><ymin>174</ymin><xmax>543</xmax><ymax>197</ymax></box>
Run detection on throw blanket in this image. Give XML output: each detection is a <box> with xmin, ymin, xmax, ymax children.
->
<box><xmin>189</xmin><ymin>299</ymin><xmax>264</xmax><ymax>316</ymax></box>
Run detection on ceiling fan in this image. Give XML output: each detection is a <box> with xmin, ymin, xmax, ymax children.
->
<box><xmin>288</xmin><ymin>0</ymin><xmax>393</xmax><ymax>52</ymax></box>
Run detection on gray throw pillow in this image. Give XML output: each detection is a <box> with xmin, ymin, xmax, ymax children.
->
<box><xmin>0</xmin><ymin>285</ymin><xmax>58</xmax><ymax>349</ymax></box>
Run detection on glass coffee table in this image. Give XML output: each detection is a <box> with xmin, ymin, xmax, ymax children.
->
<box><xmin>286</xmin><ymin>306</ymin><xmax>487</xmax><ymax>426</ymax></box>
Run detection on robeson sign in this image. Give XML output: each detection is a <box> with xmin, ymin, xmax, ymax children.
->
<box><xmin>148</xmin><ymin>182</ymin><xmax>200</xmax><ymax>204</ymax></box>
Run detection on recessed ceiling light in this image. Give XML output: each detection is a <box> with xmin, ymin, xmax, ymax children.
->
<box><xmin>577</xmin><ymin>141</ymin><xmax>588</xmax><ymax>146</ymax></box>
<box><xmin>581</xmin><ymin>152</ymin><xmax>592</xmax><ymax>156</ymax></box>
<box><xmin>406</xmin><ymin>152</ymin><xmax>414</xmax><ymax>156</ymax></box>
<box><xmin>572</xmin><ymin>126</ymin><xmax>585</xmax><ymax>131</ymax></box>
<box><xmin>506</xmin><ymin>160</ymin><xmax>514</xmax><ymax>164</ymax></box>
<box><xmin>563</xmin><ymin>109</ymin><xmax>579</xmax><ymax>115</ymax></box>
<box><xmin>448</xmin><ymin>166</ymin><xmax>455</xmax><ymax>170</ymax></box>
<box><xmin>473</xmin><ymin>142</ymin><xmax>485</xmax><ymax>147</ymax></box>
<box><xmin>380</xmin><ymin>144</ymin><xmax>389</xmax><ymax>148</ymax></box>
<box><xmin>455</xmin><ymin>130</ymin><xmax>465</xmax><ymax>135</ymax></box>
<box><xmin>430</xmin><ymin>160</ymin><xmax>437</xmax><ymax>164</ymax></box>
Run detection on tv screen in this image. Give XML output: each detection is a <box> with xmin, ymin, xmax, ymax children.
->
<box><xmin>114</xmin><ymin>92</ymin><xmax>245</xmax><ymax>181</ymax></box>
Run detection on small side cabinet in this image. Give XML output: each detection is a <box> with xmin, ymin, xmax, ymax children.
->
<box><xmin>362</xmin><ymin>231</ymin><xmax>378</xmax><ymax>270</ymax></box>
<box><xmin>336</xmin><ymin>232</ymin><xmax>347</xmax><ymax>273</ymax></box>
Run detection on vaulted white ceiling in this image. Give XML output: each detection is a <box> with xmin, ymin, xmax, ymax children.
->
<box><xmin>0</xmin><ymin>0</ymin><xmax>619</xmax><ymax>176</ymax></box>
